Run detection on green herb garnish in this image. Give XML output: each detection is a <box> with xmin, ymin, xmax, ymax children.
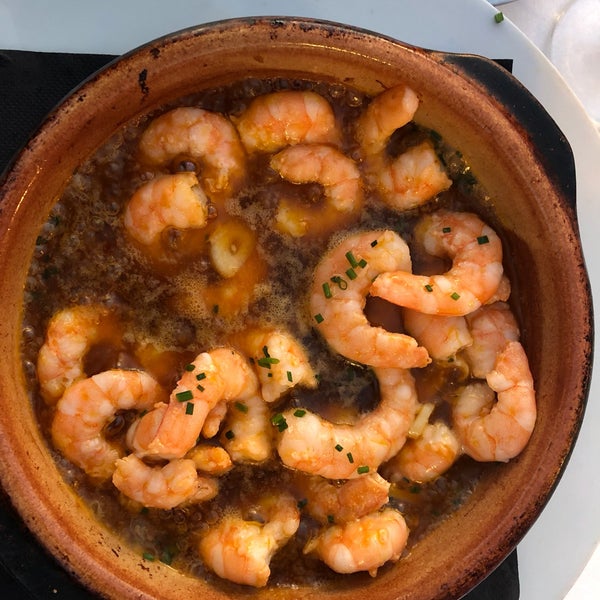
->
<box><xmin>176</xmin><ymin>390</ymin><xmax>194</xmax><ymax>402</ymax></box>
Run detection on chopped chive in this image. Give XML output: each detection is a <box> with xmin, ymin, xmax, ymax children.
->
<box><xmin>357</xmin><ymin>258</ymin><xmax>367</xmax><ymax>268</ymax></box>
<box><xmin>297</xmin><ymin>498</ymin><xmax>308</xmax><ymax>510</ymax></box>
<box><xmin>409</xmin><ymin>484</ymin><xmax>422</xmax><ymax>494</ymax></box>
<box><xmin>176</xmin><ymin>390</ymin><xmax>194</xmax><ymax>402</ymax></box>
<box><xmin>322</xmin><ymin>281</ymin><xmax>332</xmax><ymax>298</ymax></box>
<box><xmin>424</xmin><ymin>284</ymin><xmax>434</xmax><ymax>292</ymax></box>
<box><xmin>293</xmin><ymin>409</ymin><xmax>307</xmax><ymax>418</ymax></box>
<box><xmin>450</xmin><ymin>292</ymin><xmax>461</xmax><ymax>301</ymax></box>
<box><xmin>494</xmin><ymin>11</ymin><xmax>504</xmax><ymax>23</ymax></box>
<box><xmin>327</xmin><ymin>515</ymin><xmax>335</xmax><ymax>524</ymax></box>
<box><xmin>330</xmin><ymin>275</ymin><xmax>348</xmax><ymax>290</ymax></box>
<box><xmin>271</xmin><ymin>413</ymin><xmax>288</xmax><ymax>431</ymax></box>
<box><xmin>262</xmin><ymin>345</ymin><xmax>270</xmax><ymax>357</ymax></box>
<box><xmin>184</xmin><ymin>363</ymin><xmax>195</xmax><ymax>372</ymax></box>
<box><xmin>196</xmin><ymin>372</ymin><xmax>206</xmax><ymax>381</ymax></box>
<box><xmin>286</xmin><ymin>370</ymin><xmax>293</xmax><ymax>382</ymax></box>
<box><xmin>234</xmin><ymin>401</ymin><xmax>249</xmax><ymax>413</ymax></box>
<box><xmin>477</xmin><ymin>235</ymin><xmax>490</xmax><ymax>245</ymax></box>
<box><xmin>346</xmin><ymin>452</ymin><xmax>354</xmax><ymax>464</ymax></box>
<box><xmin>160</xmin><ymin>549</ymin><xmax>175</xmax><ymax>566</ymax></box>
<box><xmin>142</xmin><ymin>552</ymin><xmax>155</xmax><ymax>561</ymax></box>
<box><xmin>257</xmin><ymin>356</ymin><xmax>280</xmax><ymax>368</ymax></box>
<box><xmin>442</xmin><ymin>226</ymin><xmax>451</xmax><ymax>233</ymax></box>
<box><xmin>267</xmin><ymin>372</ymin><xmax>273</xmax><ymax>378</ymax></box>
<box><xmin>225</xmin><ymin>429</ymin><xmax>235</xmax><ymax>440</ymax></box>
<box><xmin>314</xmin><ymin>313</ymin><xmax>324</xmax><ymax>324</ymax></box>
<box><xmin>185</xmin><ymin>402</ymin><xmax>194</xmax><ymax>415</ymax></box>
<box><xmin>357</xmin><ymin>465</ymin><xmax>370</xmax><ymax>474</ymax></box>
<box><xmin>335</xmin><ymin>444</ymin><xmax>344</xmax><ymax>452</ymax></box>
<box><xmin>370</xmin><ymin>239</ymin><xmax>378</xmax><ymax>247</ymax></box>
<box><xmin>345</xmin><ymin>250</ymin><xmax>359</xmax><ymax>268</ymax></box>
<box><xmin>345</xmin><ymin>268</ymin><xmax>357</xmax><ymax>280</ymax></box>
<box><xmin>196</xmin><ymin>384</ymin><xmax>205</xmax><ymax>392</ymax></box>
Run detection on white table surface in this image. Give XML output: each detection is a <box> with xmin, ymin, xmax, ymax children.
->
<box><xmin>1</xmin><ymin>1</ymin><xmax>599</xmax><ymax>599</ymax></box>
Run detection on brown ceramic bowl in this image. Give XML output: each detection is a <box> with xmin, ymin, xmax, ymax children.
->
<box><xmin>0</xmin><ymin>17</ymin><xmax>593</xmax><ymax>600</ymax></box>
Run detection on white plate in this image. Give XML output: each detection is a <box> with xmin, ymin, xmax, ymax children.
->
<box><xmin>2</xmin><ymin>1</ymin><xmax>600</xmax><ymax>598</ymax></box>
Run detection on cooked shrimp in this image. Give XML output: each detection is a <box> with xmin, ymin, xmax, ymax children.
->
<box><xmin>123</xmin><ymin>172</ymin><xmax>209</xmax><ymax>248</ymax></box>
<box><xmin>112</xmin><ymin>454</ymin><xmax>218</xmax><ymax>509</ymax></box>
<box><xmin>464</xmin><ymin>301</ymin><xmax>520</xmax><ymax>378</ymax></box>
<box><xmin>128</xmin><ymin>347</ymin><xmax>259</xmax><ymax>460</ymax></box>
<box><xmin>453</xmin><ymin>341</ymin><xmax>536</xmax><ymax>462</ymax></box>
<box><xmin>138</xmin><ymin>107</ymin><xmax>247</xmax><ymax>196</ymax></box>
<box><xmin>383</xmin><ymin>421</ymin><xmax>461</xmax><ymax>484</ymax></box>
<box><xmin>233</xmin><ymin>327</ymin><xmax>317</xmax><ymax>403</ymax></box>
<box><xmin>371</xmin><ymin>210</ymin><xmax>504</xmax><ymax>316</ymax></box>
<box><xmin>304</xmin><ymin>508</ymin><xmax>408</xmax><ymax>577</ymax></box>
<box><xmin>270</xmin><ymin>143</ymin><xmax>363</xmax><ymax>237</ymax></box>
<box><xmin>234</xmin><ymin>90</ymin><xmax>341</xmax><ymax>154</ymax></box>
<box><xmin>310</xmin><ymin>230</ymin><xmax>430</xmax><ymax>369</ymax></box>
<box><xmin>294</xmin><ymin>472</ymin><xmax>391</xmax><ymax>525</ymax></box>
<box><xmin>186</xmin><ymin>444</ymin><xmax>233</xmax><ymax>475</ymax></box>
<box><xmin>355</xmin><ymin>85</ymin><xmax>450</xmax><ymax>210</ymax></box>
<box><xmin>220</xmin><ymin>394</ymin><xmax>273</xmax><ymax>463</ymax></box>
<box><xmin>37</xmin><ymin>305</ymin><xmax>122</xmax><ymax>405</ymax></box>
<box><xmin>403</xmin><ymin>309</ymin><xmax>472</xmax><ymax>361</ymax></box>
<box><xmin>369</xmin><ymin>141</ymin><xmax>453</xmax><ymax>211</ymax></box>
<box><xmin>199</xmin><ymin>492</ymin><xmax>300</xmax><ymax>587</ymax></box>
<box><xmin>355</xmin><ymin>84</ymin><xmax>420</xmax><ymax>157</ymax></box>
<box><xmin>51</xmin><ymin>369</ymin><xmax>167</xmax><ymax>480</ymax></box>
<box><xmin>276</xmin><ymin>366</ymin><xmax>418</xmax><ymax>479</ymax></box>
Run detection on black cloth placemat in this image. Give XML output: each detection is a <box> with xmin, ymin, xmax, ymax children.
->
<box><xmin>0</xmin><ymin>49</ymin><xmax>520</xmax><ymax>600</ymax></box>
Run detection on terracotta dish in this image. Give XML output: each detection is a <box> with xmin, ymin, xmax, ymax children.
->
<box><xmin>0</xmin><ymin>17</ymin><xmax>593</xmax><ymax>600</ymax></box>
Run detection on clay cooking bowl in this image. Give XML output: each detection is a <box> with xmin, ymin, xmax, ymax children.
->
<box><xmin>0</xmin><ymin>16</ymin><xmax>593</xmax><ymax>600</ymax></box>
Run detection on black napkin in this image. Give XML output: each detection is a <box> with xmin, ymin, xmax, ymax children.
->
<box><xmin>0</xmin><ymin>49</ymin><xmax>520</xmax><ymax>599</ymax></box>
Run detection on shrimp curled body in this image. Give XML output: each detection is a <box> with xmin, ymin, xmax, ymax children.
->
<box><xmin>277</xmin><ymin>367</ymin><xmax>418</xmax><ymax>479</ymax></box>
<box><xmin>37</xmin><ymin>305</ymin><xmax>121</xmax><ymax>405</ymax></box>
<box><xmin>199</xmin><ymin>492</ymin><xmax>300</xmax><ymax>587</ymax></box>
<box><xmin>371</xmin><ymin>210</ymin><xmax>504</xmax><ymax>316</ymax></box>
<box><xmin>454</xmin><ymin>341</ymin><xmax>536</xmax><ymax>462</ymax></box>
<box><xmin>234</xmin><ymin>90</ymin><xmax>341</xmax><ymax>154</ymax></box>
<box><xmin>51</xmin><ymin>369</ymin><xmax>166</xmax><ymax>480</ymax></box>
<box><xmin>270</xmin><ymin>143</ymin><xmax>363</xmax><ymax>237</ymax></box>
<box><xmin>304</xmin><ymin>508</ymin><xmax>409</xmax><ymax>577</ymax></box>
<box><xmin>310</xmin><ymin>230</ymin><xmax>430</xmax><ymax>369</ymax></box>
<box><xmin>384</xmin><ymin>421</ymin><xmax>461</xmax><ymax>484</ymax></box>
<box><xmin>123</xmin><ymin>172</ymin><xmax>209</xmax><ymax>247</ymax></box>
<box><xmin>356</xmin><ymin>85</ymin><xmax>451</xmax><ymax>210</ymax></box>
<box><xmin>138</xmin><ymin>107</ymin><xmax>247</xmax><ymax>196</ymax></box>
<box><xmin>112</xmin><ymin>454</ymin><xmax>218</xmax><ymax>509</ymax></box>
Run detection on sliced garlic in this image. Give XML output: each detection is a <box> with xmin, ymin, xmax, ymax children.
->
<box><xmin>408</xmin><ymin>402</ymin><xmax>436</xmax><ymax>439</ymax></box>
<box><xmin>209</xmin><ymin>218</ymin><xmax>256</xmax><ymax>278</ymax></box>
